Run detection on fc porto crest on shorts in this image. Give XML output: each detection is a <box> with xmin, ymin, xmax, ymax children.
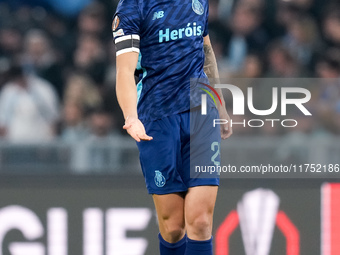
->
<box><xmin>192</xmin><ymin>0</ymin><xmax>204</xmax><ymax>15</ymax></box>
<box><xmin>154</xmin><ymin>171</ymin><xmax>166</xmax><ymax>188</ymax></box>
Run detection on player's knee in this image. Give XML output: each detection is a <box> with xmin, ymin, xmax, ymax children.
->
<box><xmin>162</xmin><ymin>223</ymin><xmax>185</xmax><ymax>243</ymax></box>
<box><xmin>186</xmin><ymin>214</ymin><xmax>212</xmax><ymax>238</ymax></box>
<box><xmin>166</xmin><ymin>226</ymin><xmax>185</xmax><ymax>243</ymax></box>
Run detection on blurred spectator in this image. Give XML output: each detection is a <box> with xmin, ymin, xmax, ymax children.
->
<box><xmin>236</xmin><ymin>53</ymin><xmax>265</xmax><ymax>78</ymax></box>
<box><xmin>316</xmin><ymin>48</ymin><xmax>340</xmax><ymax>79</ymax></box>
<box><xmin>217</xmin><ymin>0</ymin><xmax>235</xmax><ymax>19</ymax></box>
<box><xmin>275</xmin><ymin>1</ymin><xmax>302</xmax><ymax>33</ymax></box>
<box><xmin>266</xmin><ymin>41</ymin><xmax>306</xmax><ymax>77</ymax></box>
<box><xmin>76</xmin><ymin>108</ymin><xmax>121</xmax><ymax>172</ymax></box>
<box><xmin>322</xmin><ymin>5</ymin><xmax>340</xmax><ymax>47</ymax></box>
<box><xmin>42</xmin><ymin>13</ymin><xmax>72</xmax><ymax>57</ymax></box>
<box><xmin>77</xmin><ymin>1</ymin><xmax>107</xmax><ymax>36</ymax></box>
<box><xmin>60</xmin><ymin>100</ymin><xmax>89</xmax><ymax>143</ymax></box>
<box><xmin>208</xmin><ymin>0</ymin><xmax>229</xmax><ymax>71</ymax></box>
<box><xmin>64</xmin><ymin>72</ymin><xmax>102</xmax><ymax>111</ymax></box>
<box><xmin>73</xmin><ymin>34</ymin><xmax>107</xmax><ymax>84</ymax></box>
<box><xmin>276</xmin><ymin>0</ymin><xmax>321</xmax><ymax>18</ymax></box>
<box><xmin>314</xmin><ymin>49</ymin><xmax>340</xmax><ymax>133</ymax></box>
<box><xmin>282</xmin><ymin>15</ymin><xmax>322</xmax><ymax>69</ymax></box>
<box><xmin>0</xmin><ymin>25</ymin><xmax>22</xmax><ymax>59</ymax></box>
<box><xmin>87</xmin><ymin>108</ymin><xmax>118</xmax><ymax>142</ymax></box>
<box><xmin>22</xmin><ymin>29</ymin><xmax>64</xmax><ymax>99</ymax></box>
<box><xmin>223</xmin><ymin>3</ymin><xmax>269</xmax><ymax>74</ymax></box>
<box><xmin>0</xmin><ymin>65</ymin><xmax>59</xmax><ymax>142</ymax></box>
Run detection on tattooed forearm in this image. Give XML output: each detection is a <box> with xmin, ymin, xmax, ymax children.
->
<box><xmin>203</xmin><ymin>44</ymin><xmax>219</xmax><ymax>79</ymax></box>
<box><xmin>203</xmin><ymin>43</ymin><xmax>226</xmax><ymax>109</ymax></box>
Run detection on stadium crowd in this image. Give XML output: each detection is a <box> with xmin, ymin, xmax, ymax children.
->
<box><xmin>0</xmin><ymin>0</ymin><xmax>340</xmax><ymax>143</ymax></box>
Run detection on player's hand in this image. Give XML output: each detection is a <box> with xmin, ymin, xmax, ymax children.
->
<box><xmin>123</xmin><ymin>116</ymin><xmax>153</xmax><ymax>142</ymax></box>
<box><xmin>218</xmin><ymin>107</ymin><xmax>232</xmax><ymax>140</ymax></box>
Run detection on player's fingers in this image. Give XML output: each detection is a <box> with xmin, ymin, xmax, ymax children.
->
<box><xmin>123</xmin><ymin>123</ymin><xmax>132</xmax><ymax>130</ymax></box>
<box><xmin>133</xmin><ymin>136</ymin><xmax>141</xmax><ymax>142</ymax></box>
<box><xmin>138</xmin><ymin>133</ymin><xmax>153</xmax><ymax>141</ymax></box>
<box><xmin>222</xmin><ymin>131</ymin><xmax>232</xmax><ymax>140</ymax></box>
<box><xmin>129</xmin><ymin>131</ymin><xmax>141</xmax><ymax>142</ymax></box>
<box><xmin>225</xmin><ymin>129</ymin><xmax>233</xmax><ymax>139</ymax></box>
<box><xmin>221</xmin><ymin>126</ymin><xmax>232</xmax><ymax>140</ymax></box>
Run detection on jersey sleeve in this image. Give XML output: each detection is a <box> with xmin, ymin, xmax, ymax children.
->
<box><xmin>203</xmin><ymin>2</ymin><xmax>209</xmax><ymax>37</ymax></box>
<box><xmin>112</xmin><ymin>0</ymin><xmax>141</xmax><ymax>56</ymax></box>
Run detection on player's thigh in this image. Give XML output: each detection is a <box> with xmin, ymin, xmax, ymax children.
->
<box><xmin>153</xmin><ymin>193</ymin><xmax>186</xmax><ymax>241</ymax></box>
<box><xmin>137</xmin><ymin>117</ymin><xmax>188</xmax><ymax>195</ymax></box>
<box><xmin>184</xmin><ymin>186</ymin><xmax>218</xmax><ymax>238</ymax></box>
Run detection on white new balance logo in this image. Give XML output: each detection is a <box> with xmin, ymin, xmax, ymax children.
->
<box><xmin>153</xmin><ymin>11</ymin><xmax>164</xmax><ymax>20</ymax></box>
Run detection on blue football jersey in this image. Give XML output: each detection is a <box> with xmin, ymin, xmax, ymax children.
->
<box><xmin>113</xmin><ymin>0</ymin><xmax>209</xmax><ymax>122</ymax></box>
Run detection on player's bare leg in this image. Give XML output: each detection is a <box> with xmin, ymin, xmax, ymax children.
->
<box><xmin>184</xmin><ymin>185</ymin><xmax>218</xmax><ymax>255</ymax></box>
<box><xmin>153</xmin><ymin>192</ymin><xmax>187</xmax><ymax>255</ymax></box>
<box><xmin>153</xmin><ymin>192</ymin><xmax>186</xmax><ymax>242</ymax></box>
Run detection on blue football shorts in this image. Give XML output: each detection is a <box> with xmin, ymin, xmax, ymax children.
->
<box><xmin>137</xmin><ymin>107</ymin><xmax>221</xmax><ymax>195</ymax></box>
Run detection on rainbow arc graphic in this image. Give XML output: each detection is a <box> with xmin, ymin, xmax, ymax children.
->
<box><xmin>199</xmin><ymin>82</ymin><xmax>222</xmax><ymax>115</ymax></box>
